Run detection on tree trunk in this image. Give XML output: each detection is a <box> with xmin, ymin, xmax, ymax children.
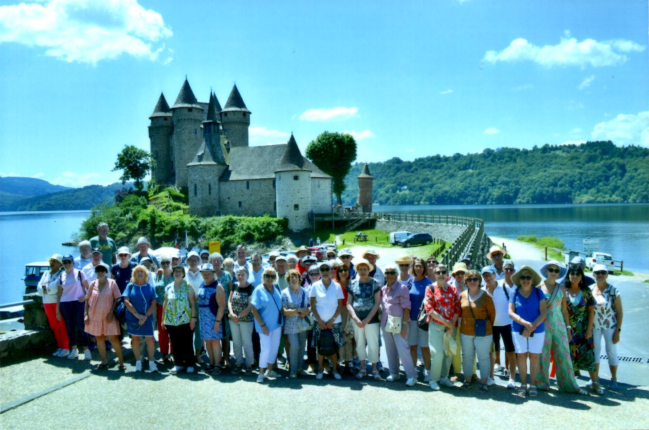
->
<box><xmin>336</xmin><ymin>193</ymin><xmax>342</xmax><ymax>206</ymax></box>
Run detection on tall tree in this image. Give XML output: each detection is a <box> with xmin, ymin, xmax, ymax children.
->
<box><xmin>113</xmin><ymin>145</ymin><xmax>151</xmax><ymax>192</ymax></box>
<box><xmin>306</xmin><ymin>132</ymin><xmax>357</xmax><ymax>205</ymax></box>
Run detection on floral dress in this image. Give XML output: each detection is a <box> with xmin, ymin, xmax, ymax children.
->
<box><xmin>163</xmin><ymin>281</ymin><xmax>192</xmax><ymax>326</ymax></box>
<box><xmin>537</xmin><ymin>285</ymin><xmax>581</xmax><ymax>392</ymax></box>
<box><xmin>567</xmin><ymin>288</ymin><xmax>596</xmax><ymax>372</ymax></box>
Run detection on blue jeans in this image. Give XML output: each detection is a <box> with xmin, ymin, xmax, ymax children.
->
<box><xmin>59</xmin><ymin>301</ymin><xmax>87</xmax><ymax>348</ymax></box>
<box><xmin>287</xmin><ymin>331</ymin><xmax>308</xmax><ymax>372</ymax></box>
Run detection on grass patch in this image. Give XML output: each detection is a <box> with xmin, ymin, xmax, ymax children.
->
<box><xmin>517</xmin><ymin>235</ymin><xmax>565</xmax><ymax>261</ymax></box>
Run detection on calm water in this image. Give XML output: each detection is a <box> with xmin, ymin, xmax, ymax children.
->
<box><xmin>375</xmin><ymin>204</ymin><xmax>649</xmax><ymax>272</ymax></box>
<box><xmin>1</xmin><ymin>204</ymin><xmax>648</xmax><ymax>305</ymax></box>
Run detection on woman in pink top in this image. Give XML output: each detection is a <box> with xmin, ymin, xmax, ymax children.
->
<box><xmin>58</xmin><ymin>254</ymin><xmax>90</xmax><ymax>360</ymax></box>
<box><xmin>84</xmin><ymin>264</ymin><xmax>125</xmax><ymax>370</ymax></box>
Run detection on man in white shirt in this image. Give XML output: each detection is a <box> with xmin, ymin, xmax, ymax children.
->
<box><xmin>363</xmin><ymin>249</ymin><xmax>385</xmax><ymax>286</ymax></box>
<box><xmin>74</xmin><ymin>240</ymin><xmax>93</xmax><ymax>270</ymax></box>
<box><xmin>250</xmin><ymin>253</ymin><xmax>265</xmax><ymax>287</ymax></box>
<box><xmin>487</xmin><ymin>246</ymin><xmax>506</xmax><ymax>281</ymax></box>
<box><xmin>82</xmin><ymin>248</ymin><xmax>104</xmax><ymax>283</ymax></box>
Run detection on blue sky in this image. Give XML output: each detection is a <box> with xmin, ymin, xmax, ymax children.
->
<box><xmin>0</xmin><ymin>0</ymin><xmax>647</xmax><ymax>187</ymax></box>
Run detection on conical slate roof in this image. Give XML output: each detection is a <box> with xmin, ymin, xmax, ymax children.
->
<box><xmin>276</xmin><ymin>134</ymin><xmax>310</xmax><ymax>172</ymax></box>
<box><xmin>223</xmin><ymin>84</ymin><xmax>250</xmax><ymax>112</ymax></box>
<box><xmin>357</xmin><ymin>164</ymin><xmax>373</xmax><ymax>178</ymax></box>
<box><xmin>173</xmin><ymin>78</ymin><xmax>201</xmax><ymax>109</ymax></box>
<box><xmin>205</xmin><ymin>92</ymin><xmax>219</xmax><ymax>122</ymax></box>
<box><xmin>149</xmin><ymin>93</ymin><xmax>171</xmax><ymax>118</ymax></box>
<box><xmin>212</xmin><ymin>91</ymin><xmax>223</xmax><ymax>114</ymax></box>
<box><xmin>188</xmin><ymin>138</ymin><xmax>228</xmax><ymax>166</ymax></box>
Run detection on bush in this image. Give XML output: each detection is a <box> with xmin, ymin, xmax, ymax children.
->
<box><xmin>517</xmin><ymin>235</ymin><xmax>538</xmax><ymax>243</ymax></box>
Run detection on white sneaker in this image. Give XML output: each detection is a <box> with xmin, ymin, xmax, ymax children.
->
<box><xmin>424</xmin><ymin>372</ymin><xmax>431</xmax><ymax>382</ymax></box>
<box><xmin>171</xmin><ymin>366</ymin><xmax>185</xmax><ymax>374</ymax></box>
<box><xmin>53</xmin><ymin>348</ymin><xmax>62</xmax><ymax>357</ymax></box>
<box><xmin>186</xmin><ymin>367</ymin><xmax>195</xmax><ymax>374</ymax></box>
<box><xmin>316</xmin><ymin>373</ymin><xmax>324</xmax><ymax>380</ymax></box>
<box><xmin>67</xmin><ymin>349</ymin><xmax>79</xmax><ymax>359</ymax></box>
<box><xmin>405</xmin><ymin>377</ymin><xmax>416</xmax><ymax>387</ymax></box>
<box><xmin>265</xmin><ymin>370</ymin><xmax>281</xmax><ymax>379</ymax></box>
<box><xmin>333</xmin><ymin>373</ymin><xmax>341</xmax><ymax>380</ymax></box>
<box><xmin>149</xmin><ymin>361</ymin><xmax>158</xmax><ymax>372</ymax></box>
<box><xmin>257</xmin><ymin>374</ymin><xmax>265</xmax><ymax>383</ymax></box>
<box><xmin>135</xmin><ymin>360</ymin><xmax>142</xmax><ymax>372</ymax></box>
<box><xmin>84</xmin><ymin>350</ymin><xmax>92</xmax><ymax>360</ymax></box>
<box><xmin>429</xmin><ymin>380</ymin><xmax>441</xmax><ymax>390</ymax></box>
<box><xmin>494</xmin><ymin>363</ymin><xmax>501</xmax><ymax>372</ymax></box>
<box><xmin>487</xmin><ymin>377</ymin><xmax>495</xmax><ymax>387</ymax></box>
<box><xmin>58</xmin><ymin>349</ymin><xmax>69</xmax><ymax>357</ymax></box>
<box><xmin>386</xmin><ymin>374</ymin><xmax>400</xmax><ymax>382</ymax></box>
<box><xmin>507</xmin><ymin>379</ymin><xmax>516</xmax><ymax>389</ymax></box>
<box><xmin>439</xmin><ymin>378</ymin><xmax>455</xmax><ymax>388</ymax></box>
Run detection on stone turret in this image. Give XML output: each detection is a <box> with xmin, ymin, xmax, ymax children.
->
<box><xmin>357</xmin><ymin>164</ymin><xmax>373</xmax><ymax>213</ymax></box>
<box><xmin>275</xmin><ymin>134</ymin><xmax>311</xmax><ymax>230</ymax></box>
<box><xmin>148</xmin><ymin>93</ymin><xmax>173</xmax><ymax>185</ymax></box>
<box><xmin>171</xmin><ymin>78</ymin><xmax>203</xmax><ymax>188</ymax></box>
<box><xmin>221</xmin><ymin>84</ymin><xmax>250</xmax><ymax>148</ymax></box>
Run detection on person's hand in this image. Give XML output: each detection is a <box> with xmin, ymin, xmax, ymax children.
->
<box><xmin>523</xmin><ymin>321</ymin><xmax>534</xmax><ymax>331</ymax></box>
<box><xmin>326</xmin><ymin>319</ymin><xmax>334</xmax><ymax>329</ymax></box>
<box><xmin>56</xmin><ymin>309</ymin><xmax>62</xmax><ymax>322</ymax></box>
<box><xmin>522</xmin><ymin>328</ymin><xmax>532</xmax><ymax>338</ymax></box>
<box><xmin>355</xmin><ymin>318</ymin><xmax>364</xmax><ymax>328</ymax></box>
<box><xmin>567</xmin><ymin>328</ymin><xmax>573</xmax><ymax>343</ymax></box>
<box><xmin>401</xmin><ymin>328</ymin><xmax>408</xmax><ymax>339</ymax></box>
<box><xmin>138</xmin><ymin>314</ymin><xmax>147</xmax><ymax>325</ymax></box>
<box><xmin>612</xmin><ymin>330</ymin><xmax>620</xmax><ymax>344</ymax></box>
<box><xmin>190</xmin><ymin>319</ymin><xmax>196</xmax><ymax>330</ymax></box>
<box><xmin>213</xmin><ymin>321</ymin><xmax>221</xmax><ymax>332</ymax></box>
<box><xmin>586</xmin><ymin>328</ymin><xmax>593</xmax><ymax>340</ymax></box>
<box><xmin>106</xmin><ymin>312</ymin><xmax>114</xmax><ymax>323</ymax></box>
<box><xmin>231</xmin><ymin>315</ymin><xmax>239</xmax><ymax>324</ymax></box>
<box><xmin>157</xmin><ymin>268</ymin><xmax>163</xmax><ymax>276</ymax></box>
<box><xmin>160</xmin><ymin>322</ymin><xmax>166</xmax><ymax>331</ymax></box>
<box><xmin>262</xmin><ymin>325</ymin><xmax>269</xmax><ymax>336</ymax></box>
<box><xmin>445</xmin><ymin>320</ymin><xmax>455</xmax><ymax>330</ymax></box>
<box><xmin>446</xmin><ymin>327</ymin><xmax>454</xmax><ymax>336</ymax></box>
<box><xmin>78</xmin><ymin>296</ymin><xmax>87</xmax><ymax>303</ymax></box>
<box><xmin>84</xmin><ymin>314</ymin><xmax>89</xmax><ymax>324</ymax></box>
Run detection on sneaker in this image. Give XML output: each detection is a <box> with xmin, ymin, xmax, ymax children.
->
<box><xmin>265</xmin><ymin>370</ymin><xmax>281</xmax><ymax>379</ymax></box>
<box><xmin>171</xmin><ymin>366</ymin><xmax>185</xmax><ymax>374</ymax></box>
<box><xmin>424</xmin><ymin>372</ymin><xmax>431</xmax><ymax>383</ymax></box>
<box><xmin>135</xmin><ymin>360</ymin><xmax>143</xmax><ymax>372</ymax></box>
<box><xmin>502</xmin><ymin>368</ymin><xmax>509</xmax><ymax>377</ymax></box>
<box><xmin>84</xmin><ymin>350</ymin><xmax>92</xmax><ymax>360</ymax></box>
<box><xmin>610</xmin><ymin>380</ymin><xmax>619</xmax><ymax>390</ymax></box>
<box><xmin>58</xmin><ymin>349</ymin><xmax>69</xmax><ymax>357</ymax></box>
<box><xmin>149</xmin><ymin>361</ymin><xmax>158</xmax><ymax>373</ymax></box>
<box><xmin>439</xmin><ymin>378</ymin><xmax>455</xmax><ymax>388</ymax></box>
<box><xmin>333</xmin><ymin>372</ymin><xmax>341</xmax><ymax>380</ymax></box>
<box><xmin>507</xmin><ymin>379</ymin><xmax>516</xmax><ymax>389</ymax></box>
<box><xmin>316</xmin><ymin>373</ymin><xmax>324</xmax><ymax>380</ymax></box>
<box><xmin>386</xmin><ymin>374</ymin><xmax>400</xmax><ymax>382</ymax></box>
<box><xmin>186</xmin><ymin>367</ymin><xmax>195</xmax><ymax>374</ymax></box>
<box><xmin>493</xmin><ymin>363</ymin><xmax>501</xmax><ymax>372</ymax></box>
<box><xmin>487</xmin><ymin>377</ymin><xmax>495</xmax><ymax>387</ymax></box>
<box><xmin>405</xmin><ymin>377</ymin><xmax>416</xmax><ymax>387</ymax></box>
<box><xmin>429</xmin><ymin>380</ymin><xmax>441</xmax><ymax>390</ymax></box>
<box><xmin>53</xmin><ymin>348</ymin><xmax>62</xmax><ymax>357</ymax></box>
<box><xmin>67</xmin><ymin>349</ymin><xmax>79</xmax><ymax>359</ymax></box>
<box><xmin>257</xmin><ymin>374</ymin><xmax>265</xmax><ymax>383</ymax></box>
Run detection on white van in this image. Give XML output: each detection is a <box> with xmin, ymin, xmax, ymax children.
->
<box><xmin>390</xmin><ymin>231</ymin><xmax>412</xmax><ymax>245</ymax></box>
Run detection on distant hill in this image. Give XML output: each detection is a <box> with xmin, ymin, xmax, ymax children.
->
<box><xmin>342</xmin><ymin>141</ymin><xmax>649</xmax><ymax>205</ymax></box>
<box><xmin>0</xmin><ymin>177</ymin><xmax>71</xmax><ymax>197</ymax></box>
<box><xmin>0</xmin><ymin>180</ymin><xmax>128</xmax><ymax>212</ymax></box>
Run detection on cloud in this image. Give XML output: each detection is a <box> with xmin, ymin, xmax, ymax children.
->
<box><xmin>578</xmin><ymin>75</ymin><xmax>595</xmax><ymax>90</ymax></box>
<box><xmin>483</xmin><ymin>33</ymin><xmax>645</xmax><ymax>68</ymax></box>
<box><xmin>343</xmin><ymin>129</ymin><xmax>376</xmax><ymax>141</ymax></box>
<box><xmin>440</xmin><ymin>89</ymin><xmax>453</xmax><ymax>95</ymax></box>
<box><xmin>560</xmin><ymin>140</ymin><xmax>586</xmax><ymax>146</ymax></box>
<box><xmin>591</xmin><ymin>110</ymin><xmax>649</xmax><ymax>146</ymax></box>
<box><xmin>514</xmin><ymin>84</ymin><xmax>533</xmax><ymax>91</ymax></box>
<box><xmin>0</xmin><ymin>0</ymin><xmax>172</xmax><ymax>65</ymax></box>
<box><xmin>51</xmin><ymin>171</ymin><xmax>101</xmax><ymax>187</ymax></box>
<box><xmin>484</xmin><ymin>128</ymin><xmax>500</xmax><ymax>135</ymax></box>
<box><xmin>299</xmin><ymin>107</ymin><xmax>358</xmax><ymax>122</ymax></box>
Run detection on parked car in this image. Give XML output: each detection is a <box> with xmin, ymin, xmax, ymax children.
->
<box><xmin>390</xmin><ymin>231</ymin><xmax>412</xmax><ymax>245</ymax></box>
<box><xmin>400</xmin><ymin>233</ymin><xmax>433</xmax><ymax>248</ymax></box>
<box><xmin>586</xmin><ymin>252</ymin><xmax>614</xmax><ymax>270</ymax></box>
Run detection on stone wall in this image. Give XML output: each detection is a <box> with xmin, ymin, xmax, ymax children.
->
<box><xmin>188</xmin><ymin>164</ymin><xmax>225</xmax><ymax>216</ymax></box>
<box><xmin>375</xmin><ymin>220</ymin><xmax>466</xmax><ymax>243</ymax></box>
<box><xmin>0</xmin><ymin>293</ymin><xmax>55</xmax><ymax>363</ymax></box>
<box><xmin>221</xmin><ymin>110</ymin><xmax>249</xmax><ymax>148</ymax></box>
<box><xmin>172</xmin><ymin>106</ymin><xmax>204</xmax><ymax>188</ymax></box>
<box><xmin>276</xmin><ymin>171</ymin><xmax>311</xmax><ymax>230</ymax></box>
<box><xmin>220</xmin><ymin>178</ymin><xmax>276</xmax><ymax>216</ymax></box>
<box><xmin>310</xmin><ymin>177</ymin><xmax>333</xmax><ymax>213</ymax></box>
<box><xmin>149</xmin><ymin>116</ymin><xmax>173</xmax><ymax>185</ymax></box>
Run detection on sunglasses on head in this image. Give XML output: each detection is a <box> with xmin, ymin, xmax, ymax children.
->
<box><xmin>594</xmin><ymin>271</ymin><xmax>607</xmax><ymax>275</ymax></box>
<box><xmin>546</xmin><ymin>268</ymin><xmax>560</xmax><ymax>274</ymax></box>
<box><xmin>466</xmin><ymin>277</ymin><xmax>480</xmax><ymax>283</ymax></box>
<box><xmin>519</xmin><ymin>275</ymin><xmax>532</xmax><ymax>281</ymax></box>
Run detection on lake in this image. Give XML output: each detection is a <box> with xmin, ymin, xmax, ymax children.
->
<box><xmin>1</xmin><ymin>204</ymin><xmax>647</xmax><ymax>305</ymax></box>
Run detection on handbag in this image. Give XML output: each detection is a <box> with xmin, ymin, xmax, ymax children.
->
<box><xmin>113</xmin><ymin>296</ymin><xmax>127</xmax><ymax>324</ymax></box>
<box><xmin>297</xmin><ymin>290</ymin><xmax>314</xmax><ymax>332</ymax></box>
<box><xmin>385</xmin><ymin>314</ymin><xmax>402</xmax><ymax>334</ymax></box>
<box><xmin>467</xmin><ymin>291</ymin><xmax>487</xmax><ymax>337</ymax></box>
<box><xmin>417</xmin><ymin>285</ymin><xmax>432</xmax><ymax>331</ymax></box>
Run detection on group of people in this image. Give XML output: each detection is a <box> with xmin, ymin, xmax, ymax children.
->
<box><xmin>38</xmin><ymin>222</ymin><xmax>623</xmax><ymax>396</ymax></box>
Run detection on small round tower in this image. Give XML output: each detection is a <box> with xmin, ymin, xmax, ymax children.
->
<box><xmin>357</xmin><ymin>164</ymin><xmax>374</xmax><ymax>213</ymax></box>
<box><xmin>221</xmin><ymin>84</ymin><xmax>250</xmax><ymax>148</ymax></box>
<box><xmin>275</xmin><ymin>135</ymin><xmax>311</xmax><ymax>231</ymax></box>
<box><xmin>148</xmin><ymin>93</ymin><xmax>173</xmax><ymax>185</ymax></box>
<box><xmin>171</xmin><ymin>77</ymin><xmax>203</xmax><ymax>189</ymax></box>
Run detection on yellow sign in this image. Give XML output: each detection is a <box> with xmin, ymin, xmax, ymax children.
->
<box><xmin>209</xmin><ymin>241</ymin><xmax>221</xmax><ymax>254</ymax></box>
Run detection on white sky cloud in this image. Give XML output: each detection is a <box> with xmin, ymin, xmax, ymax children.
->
<box><xmin>484</xmin><ymin>127</ymin><xmax>500</xmax><ymax>135</ymax></box>
<box><xmin>343</xmin><ymin>129</ymin><xmax>376</xmax><ymax>141</ymax></box>
<box><xmin>483</xmin><ymin>33</ymin><xmax>645</xmax><ymax>68</ymax></box>
<box><xmin>578</xmin><ymin>75</ymin><xmax>595</xmax><ymax>90</ymax></box>
<box><xmin>299</xmin><ymin>107</ymin><xmax>358</xmax><ymax>121</ymax></box>
<box><xmin>0</xmin><ymin>0</ymin><xmax>172</xmax><ymax>65</ymax></box>
<box><xmin>560</xmin><ymin>140</ymin><xmax>586</xmax><ymax>146</ymax></box>
<box><xmin>592</xmin><ymin>110</ymin><xmax>649</xmax><ymax>146</ymax></box>
<box><xmin>440</xmin><ymin>89</ymin><xmax>453</xmax><ymax>95</ymax></box>
<box><xmin>51</xmin><ymin>171</ymin><xmax>101</xmax><ymax>187</ymax></box>
<box><xmin>249</xmin><ymin>126</ymin><xmax>290</xmax><ymax>139</ymax></box>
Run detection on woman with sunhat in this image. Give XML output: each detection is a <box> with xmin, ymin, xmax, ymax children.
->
<box><xmin>197</xmin><ymin>263</ymin><xmax>226</xmax><ymax>373</ymax></box>
<box><xmin>486</xmin><ymin>246</ymin><xmax>506</xmax><ymax>281</ymax></box>
<box><xmin>395</xmin><ymin>255</ymin><xmax>414</xmax><ymax>289</ymax></box>
<box><xmin>38</xmin><ymin>254</ymin><xmax>69</xmax><ymax>357</ymax></box>
<box><xmin>509</xmin><ymin>265</ymin><xmax>546</xmax><ymax>396</ymax></box>
<box><xmin>537</xmin><ymin>260</ymin><xmax>587</xmax><ymax>395</ymax></box>
<box><xmin>363</xmin><ymin>249</ymin><xmax>384</xmax><ymax>286</ymax></box>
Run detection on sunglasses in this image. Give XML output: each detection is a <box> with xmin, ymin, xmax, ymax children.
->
<box><xmin>519</xmin><ymin>276</ymin><xmax>533</xmax><ymax>281</ymax></box>
<box><xmin>568</xmin><ymin>272</ymin><xmax>582</xmax><ymax>277</ymax></box>
<box><xmin>118</xmin><ymin>254</ymin><xmax>129</xmax><ymax>258</ymax></box>
<box><xmin>95</xmin><ymin>270</ymin><xmax>107</xmax><ymax>274</ymax></box>
<box><xmin>435</xmin><ymin>270</ymin><xmax>447</xmax><ymax>275</ymax></box>
<box><xmin>309</xmin><ymin>272</ymin><xmax>321</xmax><ymax>276</ymax></box>
<box><xmin>340</xmin><ymin>256</ymin><xmax>351</xmax><ymax>259</ymax></box>
<box><xmin>384</xmin><ymin>271</ymin><xmax>397</xmax><ymax>275</ymax></box>
<box><xmin>466</xmin><ymin>278</ymin><xmax>480</xmax><ymax>282</ymax></box>
<box><xmin>161</xmin><ymin>262</ymin><xmax>170</xmax><ymax>266</ymax></box>
<box><xmin>455</xmin><ymin>272</ymin><xmax>465</xmax><ymax>276</ymax></box>
<box><xmin>492</xmin><ymin>253</ymin><xmax>503</xmax><ymax>258</ymax></box>
<box><xmin>264</xmin><ymin>274</ymin><xmax>277</xmax><ymax>279</ymax></box>
<box><xmin>319</xmin><ymin>268</ymin><xmax>330</xmax><ymax>272</ymax></box>
<box><xmin>327</xmin><ymin>254</ymin><xmax>336</xmax><ymax>258</ymax></box>
<box><xmin>594</xmin><ymin>271</ymin><xmax>607</xmax><ymax>275</ymax></box>
<box><xmin>427</xmin><ymin>261</ymin><xmax>438</xmax><ymax>265</ymax></box>
<box><xmin>504</xmin><ymin>268</ymin><xmax>515</xmax><ymax>272</ymax></box>
<box><xmin>546</xmin><ymin>268</ymin><xmax>561</xmax><ymax>274</ymax></box>
<box><xmin>62</xmin><ymin>260</ymin><xmax>73</xmax><ymax>264</ymax></box>
<box><xmin>338</xmin><ymin>268</ymin><xmax>349</xmax><ymax>273</ymax></box>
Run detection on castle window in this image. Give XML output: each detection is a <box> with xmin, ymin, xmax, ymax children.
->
<box><xmin>246</xmin><ymin>181</ymin><xmax>250</xmax><ymax>190</ymax></box>
<box><xmin>194</xmin><ymin>184</ymin><xmax>197</xmax><ymax>196</ymax></box>
<box><xmin>164</xmin><ymin>117</ymin><xmax>168</xmax><ymax>121</ymax></box>
<box><xmin>239</xmin><ymin>201</ymin><xmax>242</xmax><ymax>208</ymax></box>
<box><xmin>188</xmin><ymin>108</ymin><xmax>193</xmax><ymax>112</ymax></box>
<box><xmin>208</xmin><ymin>183</ymin><xmax>211</xmax><ymax>195</ymax></box>
<box><xmin>294</xmin><ymin>204</ymin><xmax>299</xmax><ymax>211</ymax></box>
<box><xmin>272</xmin><ymin>179</ymin><xmax>276</xmax><ymax>189</ymax></box>
<box><xmin>243</xmin><ymin>112</ymin><xmax>247</xmax><ymax>118</ymax></box>
<box><xmin>194</xmin><ymin>129</ymin><xmax>197</xmax><ymax>135</ymax></box>
<box><xmin>293</xmin><ymin>175</ymin><xmax>299</xmax><ymax>181</ymax></box>
<box><xmin>224</xmin><ymin>112</ymin><xmax>228</xmax><ymax>117</ymax></box>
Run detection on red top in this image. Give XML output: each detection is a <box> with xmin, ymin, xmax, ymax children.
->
<box><xmin>424</xmin><ymin>283</ymin><xmax>461</xmax><ymax>326</ymax></box>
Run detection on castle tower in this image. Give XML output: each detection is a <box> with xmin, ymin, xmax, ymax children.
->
<box><xmin>221</xmin><ymin>84</ymin><xmax>250</xmax><ymax>148</ymax></box>
<box><xmin>171</xmin><ymin>78</ymin><xmax>203</xmax><ymax>188</ymax></box>
<box><xmin>148</xmin><ymin>93</ymin><xmax>173</xmax><ymax>185</ymax></box>
<box><xmin>275</xmin><ymin>134</ymin><xmax>312</xmax><ymax>231</ymax></box>
<box><xmin>357</xmin><ymin>164</ymin><xmax>374</xmax><ymax>213</ymax></box>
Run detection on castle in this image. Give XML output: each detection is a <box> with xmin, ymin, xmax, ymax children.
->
<box><xmin>149</xmin><ymin>78</ymin><xmax>373</xmax><ymax>230</ymax></box>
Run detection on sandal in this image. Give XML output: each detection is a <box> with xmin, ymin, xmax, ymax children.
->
<box><xmin>528</xmin><ymin>386</ymin><xmax>538</xmax><ymax>397</ymax></box>
<box><xmin>356</xmin><ymin>370</ymin><xmax>366</xmax><ymax>380</ymax></box>
<box><xmin>592</xmin><ymin>384</ymin><xmax>604</xmax><ymax>395</ymax></box>
<box><xmin>479</xmin><ymin>383</ymin><xmax>489</xmax><ymax>392</ymax></box>
<box><xmin>118</xmin><ymin>364</ymin><xmax>126</xmax><ymax>371</ymax></box>
<box><xmin>517</xmin><ymin>386</ymin><xmax>527</xmax><ymax>396</ymax></box>
<box><xmin>96</xmin><ymin>363</ymin><xmax>109</xmax><ymax>370</ymax></box>
<box><xmin>461</xmin><ymin>381</ymin><xmax>471</xmax><ymax>390</ymax></box>
<box><xmin>373</xmin><ymin>371</ymin><xmax>381</xmax><ymax>381</ymax></box>
<box><xmin>577</xmin><ymin>388</ymin><xmax>589</xmax><ymax>396</ymax></box>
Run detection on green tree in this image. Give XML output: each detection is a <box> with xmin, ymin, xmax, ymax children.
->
<box><xmin>113</xmin><ymin>145</ymin><xmax>151</xmax><ymax>192</ymax></box>
<box><xmin>306</xmin><ymin>132</ymin><xmax>357</xmax><ymax>205</ymax></box>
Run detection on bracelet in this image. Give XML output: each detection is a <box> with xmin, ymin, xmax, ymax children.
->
<box><xmin>191</xmin><ymin>317</ymin><xmax>196</xmax><ymax>319</ymax></box>
<box><xmin>216</xmin><ymin>320</ymin><xmax>222</xmax><ymax>323</ymax></box>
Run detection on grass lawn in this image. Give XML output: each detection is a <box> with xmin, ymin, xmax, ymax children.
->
<box><xmin>517</xmin><ymin>235</ymin><xmax>564</xmax><ymax>261</ymax></box>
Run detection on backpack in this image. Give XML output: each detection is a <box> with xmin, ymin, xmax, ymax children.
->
<box><xmin>317</xmin><ymin>329</ymin><xmax>337</xmax><ymax>357</ymax></box>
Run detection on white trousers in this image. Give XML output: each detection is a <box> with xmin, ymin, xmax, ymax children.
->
<box><xmin>353</xmin><ymin>322</ymin><xmax>380</xmax><ymax>363</ymax></box>
<box><xmin>259</xmin><ymin>327</ymin><xmax>282</xmax><ymax>369</ymax></box>
<box><xmin>593</xmin><ymin>328</ymin><xmax>619</xmax><ymax>365</ymax></box>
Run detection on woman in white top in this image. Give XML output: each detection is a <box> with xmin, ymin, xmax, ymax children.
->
<box><xmin>184</xmin><ymin>251</ymin><xmax>203</xmax><ymax>361</ymax></box>
<box><xmin>38</xmin><ymin>254</ymin><xmax>69</xmax><ymax>357</ymax></box>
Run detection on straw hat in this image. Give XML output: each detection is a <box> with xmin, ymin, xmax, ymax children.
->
<box><xmin>511</xmin><ymin>265</ymin><xmax>542</xmax><ymax>287</ymax></box>
<box><xmin>354</xmin><ymin>258</ymin><xmax>374</xmax><ymax>273</ymax></box>
<box><xmin>395</xmin><ymin>254</ymin><xmax>412</xmax><ymax>265</ymax></box>
<box><xmin>487</xmin><ymin>246</ymin><xmax>505</xmax><ymax>260</ymax></box>
<box><xmin>362</xmin><ymin>249</ymin><xmax>380</xmax><ymax>259</ymax></box>
<box><xmin>451</xmin><ymin>262</ymin><xmax>468</xmax><ymax>276</ymax></box>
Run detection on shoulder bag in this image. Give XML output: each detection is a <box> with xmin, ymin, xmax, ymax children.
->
<box><xmin>417</xmin><ymin>285</ymin><xmax>432</xmax><ymax>331</ymax></box>
<box><xmin>467</xmin><ymin>291</ymin><xmax>487</xmax><ymax>337</ymax></box>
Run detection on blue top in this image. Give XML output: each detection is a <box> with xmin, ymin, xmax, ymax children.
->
<box><xmin>250</xmin><ymin>284</ymin><xmax>284</xmax><ymax>333</ymax></box>
<box><xmin>510</xmin><ymin>287</ymin><xmax>545</xmax><ymax>334</ymax></box>
<box><xmin>410</xmin><ymin>277</ymin><xmax>430</xmax><ymax>316</ymax></box>
<box><xmin>122</xmin><ymin>282</ymin><xmax>157</xmax><ymax>321</ymax></box>
<box><xmin>111</xmin><ymin>262</ymin><xmax>134</xmax><ymax>293</ymax></box>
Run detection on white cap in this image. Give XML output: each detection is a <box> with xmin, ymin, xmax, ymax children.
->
<box><xmin>117</xmin><ymin>246</ymin><xmax>131</xmax><ymax>256</ymax></box>
<box><xmin>592</xmin><ymin>264</ymin><xmax>609</xmax><ymax>273</ymax></box>
<box><xmin>136</xmin><ymin>237</ymin><xmax>150</xmax><ymax>247</ymax></box>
